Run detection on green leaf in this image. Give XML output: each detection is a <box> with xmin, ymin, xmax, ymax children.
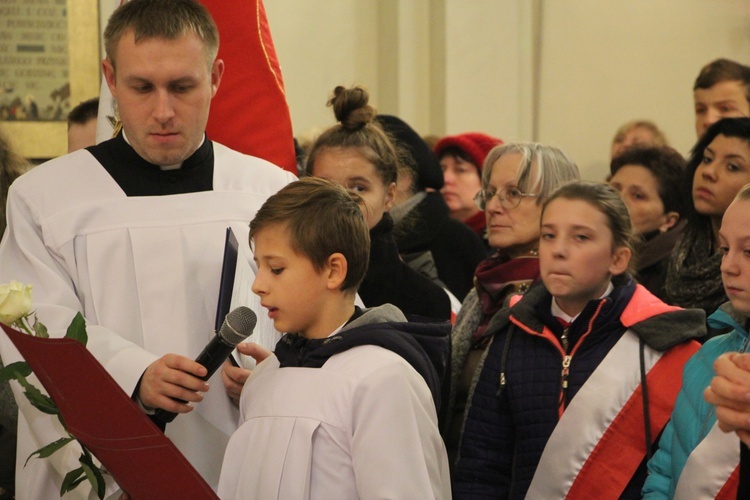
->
<box><xmin>32</xmin><ymin>317</ymin><xmax>48</xmax><ymax>338</ymax></box>
<box><xmin>65</xmin><ymin>313</ymin><xmax>87</xmax><ymax>345</ymax></box>
<box><xmin>16</xmin><ymin>375</ymin><xmax>58</xmax><ymax>415</ymax></box>
<box><xmin>81</xmin><ymin>443</ymin><xmax>94</xmax><ymax>462</ymax></box>
<box><xmin>60</xmin><ymin>466</ymin><xmax>85</xmax><ymax>495</ymax></box>
<box><xmin>80</xmin><ymin>452</ymin><xmax>106</xmax><ymax>499</ymax></box>
<box><xmin>0</xmin><ymin>361</ymin><xmax>31</xmax><ymax>383</ymax></box>
<box><xmin>24</xmin><ymin>436</ymin><xmax>74</xmax><ymax>466</ymax></box>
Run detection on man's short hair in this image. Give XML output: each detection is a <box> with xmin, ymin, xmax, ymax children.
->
<box><xmin>249</xmin><ymin>177</ymin><xmax>370</xmax><ymax>293</ymax></box>
<box><xmin>103</xmin><ymin>0</ymin><xmax>219</xmax><ymax>70</ymax></box>
<box><xmin>67</xmin><ymin>97</ymin><xmax>99</xmax><ymax>128</ymax></box>
<box><xmin>694</xmin><ymin>58</ymin><xmax>750</xmax><ymax>104</ymax></box>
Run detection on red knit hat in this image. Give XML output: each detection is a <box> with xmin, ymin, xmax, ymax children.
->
<box><xmin>433</xmin><ymin>132</ymin><xmax>504</xmax><ymax>171</ymax></box>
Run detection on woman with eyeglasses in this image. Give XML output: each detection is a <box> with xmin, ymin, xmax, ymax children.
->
<box><xmin>446</xmin><ymin>143</ymin><xmax>580</xmax><ymax>464</ymax></box>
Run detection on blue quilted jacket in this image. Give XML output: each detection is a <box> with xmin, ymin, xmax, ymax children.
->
<box><xmin>642</xmin><ymin>303</ymin><xmax>748</xmax><ymax>498</ymax></box>
<box><xmin>453</xmin><ymin>278</ymin><xmax>706</xmax><ymax>499</ymax></box>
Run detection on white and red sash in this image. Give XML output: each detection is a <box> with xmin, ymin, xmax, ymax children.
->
<box><xmin>526</xmin><ymin>330</ymin><xmax>698</xmax><ymax>498</ymax></box>
<box><xmin>673</xmin><ymin>422</ymin><xmax>739</xmax><ymax>499</ymax></box>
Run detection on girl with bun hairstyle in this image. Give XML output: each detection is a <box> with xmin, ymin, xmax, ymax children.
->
<box><xmin>305</xmin><ymin>86</ymin><xmax>452</xmax><ymax>322</ymax></box>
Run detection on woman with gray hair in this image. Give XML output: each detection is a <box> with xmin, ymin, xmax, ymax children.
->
<box><xmin>447</xmin><ymin>142</ymin><xmax>579</xmax><ymax>463</ymax></box>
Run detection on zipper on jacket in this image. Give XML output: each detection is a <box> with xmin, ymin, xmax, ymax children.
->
<box><xmin>510</xmin><ymin>299</ymin><xmax>607</xmax><ymax>416</ymax></box>
<box><xmin>560</xmin><ymin>326</ymin><xmax>572</xmax><ymax>388</ymax></box>
<box><xmin>561</xmin><ymin>355</ymin><xmax>571</xmax><ymax>389</ymax></box>
<box><xmin>558</xmin><ymin>301</ymin><xmax>606</xmax><ymax>414</ymax></box>
<box><xmin>560</xmin><ymin>326</ymin><xmax>573</xmax><ymax>409</ymax></box>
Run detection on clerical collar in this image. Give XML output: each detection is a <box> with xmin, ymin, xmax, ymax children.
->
<box><xmin>87</xmin><ymin>131</ymin><xmax>214</xmax><ymax>196</ymax></box>
<box><xmin>551</xmin><ymin>281</ymin><xmax>614</xmax><ymax>325</ymax></box>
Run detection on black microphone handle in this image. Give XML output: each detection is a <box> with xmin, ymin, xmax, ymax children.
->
<box><xmin>153</xmin><ymin>335</ymin><xmax>235</xmax><ymax>424</ymax></box>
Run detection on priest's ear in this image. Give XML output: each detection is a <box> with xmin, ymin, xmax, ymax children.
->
<box><xmin>102</xmin><ymin>59</ymin><xmax>118</xmax><ymax>98</ymax></box>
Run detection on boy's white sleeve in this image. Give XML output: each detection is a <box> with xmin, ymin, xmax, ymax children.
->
<box><xmin>350</xmin><ymin>361</ymin><xmax>452</xmax><ymax>499</ymax></box>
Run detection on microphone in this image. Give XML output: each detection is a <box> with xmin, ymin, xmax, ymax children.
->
<box><xmin>153</xmin><ymin>306</ymin><xmax>257</xmax><ymax>425</ymax></box>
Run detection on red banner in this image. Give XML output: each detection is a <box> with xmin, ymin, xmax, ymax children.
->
<box><xmin>204</xmin><ymin>0</ymin><xmax>297</xmax><ymax>173</ymax></box>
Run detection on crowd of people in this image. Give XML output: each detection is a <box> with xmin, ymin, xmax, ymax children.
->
<box><xmin>1</xmin><ymin>0</ymin><xmax>750</xmax><ymax>498</ymax></box>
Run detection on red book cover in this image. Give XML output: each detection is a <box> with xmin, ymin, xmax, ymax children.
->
<box><xmin>1</xmin><ymin>323</ymin><xmax>218</xmax><ymax>499</ymax></box>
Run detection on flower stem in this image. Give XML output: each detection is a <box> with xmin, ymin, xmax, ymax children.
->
<box><xmin>15</xmin><ymin>316</ymin><xmax>34</xmax><ymax>336</ymax></box>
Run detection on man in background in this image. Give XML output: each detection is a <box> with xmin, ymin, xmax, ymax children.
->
<box><xmin>694</xmin><ymin>58</ymin><xmax>750</xmax><ymax>137</ymax></box>
<box><xmin>67</xmin><ymin>97</ymin><xmax>99</xmax><ymax>152</ymax></box>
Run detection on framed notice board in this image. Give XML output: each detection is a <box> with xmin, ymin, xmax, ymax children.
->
<box><xmin>0</xmin><ymin>1</ymin><xmax>100</xmax><ymax>159</ymax></box>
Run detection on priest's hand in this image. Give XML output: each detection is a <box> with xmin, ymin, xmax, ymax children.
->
<box><xmin>222</xmin><ymin>342</ymin><xmax>272</xmax><ymax>406</ymax></box>
<box><xmin>139</xmin><ymin>354</ymin><xmax>210</xmax><ymax>413</ymax></box>
<box><xmin>705</xmin><ymin>352</ymin><xmax>750</xmax><ymax>446</ymax></box>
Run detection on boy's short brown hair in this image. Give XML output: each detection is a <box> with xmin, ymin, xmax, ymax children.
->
<box><xmin>249</xmin><ymin>177</ymin><xmax>370</xmax><ymax>293</ymax></box>
<box><xmin>694</xmin><ymin>58</ymin><xmax>750</xmax><ymax>105</ymax></box>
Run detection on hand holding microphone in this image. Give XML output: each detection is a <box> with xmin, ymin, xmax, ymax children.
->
<box><xmin>149</xmin><ymin>307</ymin><xmax>257</xmax><ymax>425</ymax></box>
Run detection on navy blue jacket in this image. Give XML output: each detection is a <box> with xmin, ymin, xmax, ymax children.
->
<box><xmin>453</xmin><ymin>278</ymin><xmax>705</xmax><ymax>499</ymax></box>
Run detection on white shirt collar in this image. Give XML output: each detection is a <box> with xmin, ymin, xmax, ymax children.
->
<box><xmin>551</xmin><ymin>281</ymin><xmax>614</xmax><ymax>324</ymax></box>
<box><xmin>326</xmin><ymin>319</ymin><xmax>349</xmax><ymax>338</ymax></box>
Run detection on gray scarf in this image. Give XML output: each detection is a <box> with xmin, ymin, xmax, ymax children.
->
<box><xmin>665</xmin><ymin>218</ymin><xmax>725</xmax><ymax>314</ymax></box>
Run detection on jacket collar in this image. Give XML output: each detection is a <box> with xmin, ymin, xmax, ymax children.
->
<box><xmin>483</xmin><ymin>277</ymin><xmax>706</xmax><ymax>351</ymax></box>
<box><xmin>709</xmin><ymin>302</ymin><xmax>750</xmax><ymax>338</ymax></box>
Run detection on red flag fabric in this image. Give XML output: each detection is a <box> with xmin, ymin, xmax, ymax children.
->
<box><xmin>202</xmin><ymin>0</ymin><xmax>297</xmax><ymax>173</ymax></box>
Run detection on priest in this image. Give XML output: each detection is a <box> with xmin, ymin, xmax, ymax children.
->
<box><xmin>0</xmin><ymin>0</ymin><xmax>294</xmax><ymax>497</ymax></box>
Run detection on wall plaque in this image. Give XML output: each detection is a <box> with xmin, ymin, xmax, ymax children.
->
<box><xmin>0</xmin><ymin>0</ymin><xmax>100</xmax><ymax>159</ymax></box>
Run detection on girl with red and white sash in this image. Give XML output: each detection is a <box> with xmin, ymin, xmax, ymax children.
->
<box><xmin>453</xmin><ymin>182</ymin><xmax>704</xmax><ymax>499</ymax></box>
<box><xmin>646</xmin><ymin>167</ymin><xmax>750</xmax><ymax>499</ymax></box>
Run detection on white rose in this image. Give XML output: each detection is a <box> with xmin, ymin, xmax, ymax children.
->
<box><xmin>0</xmin><ymin>281</ymin><xmax>33</xmax><ymax>325</ymax></box>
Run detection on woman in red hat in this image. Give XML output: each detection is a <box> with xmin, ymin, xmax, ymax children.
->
<box><xmin>434</xmin><ymin>132</ymin><xmax>503</xmax><ymax>243</ymax></box>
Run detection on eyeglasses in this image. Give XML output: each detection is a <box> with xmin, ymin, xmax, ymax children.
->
<box><xmin>474</xmin><ymin>187</ymin><xmax>538</xmax><ymax>210</ymax></box>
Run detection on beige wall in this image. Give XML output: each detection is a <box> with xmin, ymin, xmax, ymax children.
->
<box><xmin>537</xmin><ymin>0</ymin><xmax>750</xmax><ymax>179</ymax></box>
<box><xmin>263</xmin><ymin>1</ymin><xmax>381</xmax><ymax>139</ymax></box>
<box><xmin>93</xmin><ymin>0</ymin><xmax>750</xmax><ymax>180</ymax></box>
<box><xmin>264</xmin><ymin>0</ymin><xmax>750</xmax><ymax>180</ymax></box>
